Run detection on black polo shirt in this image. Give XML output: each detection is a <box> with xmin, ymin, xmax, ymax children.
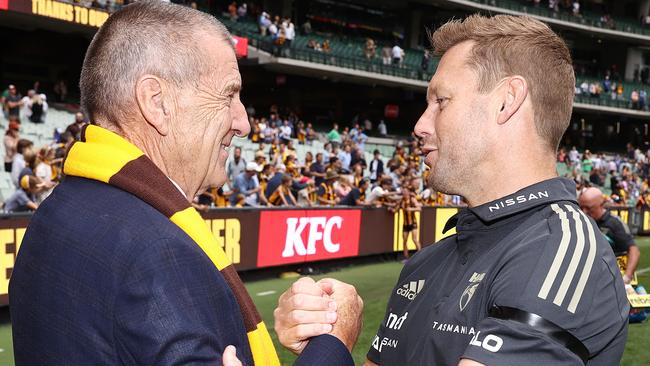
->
<box><xmin>597</xmin><ymin>210</ymin><xmax>635</xmax><ymax>256</ymax></box>
<box><xmin>368</xmin><ymin>178</ymin><xmax>628</xmax><ymax>366</ymax></box>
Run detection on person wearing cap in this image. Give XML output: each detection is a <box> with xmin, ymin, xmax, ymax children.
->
<box><xmin>4</xmin><ymin>175</ymin><xmax>42</xmax><ymax>213</ymax></box>
<box><xmin>317</xmin><ymin>169</ymin><xmax>339</xmax><ymax>206</ymax></box>
<box><xmin>4</xmin><ymin>121</ymin><xmax>20</xmax><ymax>172</ymax></box>
<box><xmin>579</xmin><ymin>187</ymin><xmax>641</xmax><ymax>285</ymax></box>
<box><xmin>230</xmin><ymin>161</ymin><xmax>262</xmax><ymax>206</ymax></box>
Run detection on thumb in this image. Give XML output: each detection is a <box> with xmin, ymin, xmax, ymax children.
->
<box><xmin>222</xmin><ymin>345</ymin><xmax>242</xmax><ymax>366</ymax></box>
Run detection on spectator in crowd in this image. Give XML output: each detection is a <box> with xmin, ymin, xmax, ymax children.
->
<box><xmin>227</xmin><ymin>146</ymin><xmax>247</xmax><ymax>183</ymax></box>
<box><xmin>283</xmin><ymin>18</ymin><xmax>295</xmax><ymax>56</ymax></box>
<box><xmin>4</xmin><ymin>84</ymin><xmax>22</xmax><ymax>119</ymax></box>
<box><xmin>65</xmin><ymin>112</ymin><xmax>87</xmax><ymax>140</ymax></box>
<box><xmin>4</xmin><ymin>175</ymin><xmax>41</xmax><ymax>213</ymax></box>
<box><xmin>279</xmin><ymin>120</ymin><xmax>292</xmax><ymax>144</ymax></box>
<box><xmin>20</xmin><ymin>89</ymin><xmax>48</xmax><ymax>123</ymax></box>
<box><xmin>259</xmin><ymin>11</ymin><xmax>271</xmax><ymax>35</ymax></box>
<box><xmin>364</xmin><ymin>38</ymin><xmax>376</xmax><ymax>60</ymax></box>
<box><xmin>236</xmin><ymin>2</ymin><xmax>247</xmax><ymax>20</ymax></box>
<box><xmin>230</xmin><ymin>162</ymin><xmax>262</xmax><ymax>206</ymax></box>
<box><xmin>327</xmin><ymin>123</ymin><xmax>342</xmax><ymax>147</ymax></box>
<box><xmin>377</xmin><ymin>119</ymin><xmax>387</xmax><ymax>137</ymax></box>
<box><xmin>191</xmin><ymin>189</ymin><xmax>214</xmax><ymax>212</ymax></box>
<box><xmin>268</xmin><ymin>174</ymin><xmax>296</xmax><ymax>206</ymax></box>
<box><xmin>308</xmin><ymin>152</ymin><xmax>326</xmax><ymax>186</ymax></box>
<box><xmin>391</xmin><ymin>44</ymin><xmax>404</xmax><ymax>67</ymax></box>
<box><xmin>4</xmin><ymin>121</ymin><xmax>20</xmax><ymax>172</ymax></box>
<box><xmin>381</xmin><ymin>45</ymin><xmax>392</xmax><ymax>65</ymax></box>
<box><xmin>369</xmin><ymin>150</ymin><xmax>384</xmax><ymax>183</ymax></box>
<box><xmin>338</xmin><ymin>144</ymin><xmax>352</xmax><ymax>172</ymax></box>
<box><xmin>297</xmin><ymin>180</ymin><xmax>317</xmax><ymax>206</ymax></box>
<box><xmin>264</xmin><ymin>163</ymin><xmax>285</xmax><ymax>198</ymax></box>
<box><xmin>322</xmin><ymin>39</ymin><xmax>331</xmax><ymax>53</ymax></box>
<box><xmin>421</xmin><ymin>49</ymin><xmax>430</xmax><ymax>77</ymax></box>
<box><xmin>11</xmin><ymin>139</ymin><xmax>33</xmax><ymax>188</ymax></box>
<box><xmin>572</xmin><ymin>0</ymin><xmax>580</xmax><ymax>17</ymax></box>
<box><xmin>317</xmin><ymin>169</ymin><xmax>339</xmax><ymax>206</ymax></box>
<box><xmin>339</xmin><ymin>178</ymin><xmax>370</xmax><ymax>206</ymax></box>
<box><xmin>366</xmin><ymin>177</ymin><xmax>398</xmax><ymax>208</ymax></box>
<box><xmin>579</xmin><ymin>187</ymin><xmax>641</xmax><ymax>285</ymax></box>
<box><xmin>34</xmin><ymin>147</ymin><xmax>57</xmax><ymax>203</ymax></box>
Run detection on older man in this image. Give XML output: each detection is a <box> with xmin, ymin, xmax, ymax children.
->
<box><xmin>579</xmin><ymin>187</ymin><xmax>641</xmax><ymax>284</ymax></box>
<box><xmin>10</xmin><ymin>2</ymin><xmax>361</xmax><ymax>365</ymax></box>
<box><xmin>275</xmin><ymin>14</ymin><xmax>628</xmax><ymax>366</ymax></box>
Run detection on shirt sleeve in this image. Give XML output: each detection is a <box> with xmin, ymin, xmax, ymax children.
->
<box><xmin>607</xmin><ymin>215</ymin><xmax>635</xmax><ymax>253</ymax></box>
<box><xmin>462</xmin><ymin>206</ymin><xmax>628</xmax><ymax>365</ymax></box>
<box><xmin>16</xmin><ymin>190</ymin><xmax>30</xmax><ymax>207</ymax></box>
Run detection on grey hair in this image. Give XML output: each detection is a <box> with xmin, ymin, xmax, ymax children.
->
<box><xmin>80</xmin><ymin>0</ymin><xmax>233</xmax><ymax>125</ymax></box>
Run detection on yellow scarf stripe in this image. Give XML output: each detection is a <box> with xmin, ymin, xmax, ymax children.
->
<box><xmin>63</xmin><ymin>125</ymin><xmax>144</xmax><ymax>182</ymax></box>
<box><xmin>169</xmin><ymin>207</ymin><xmax>231</xmax><ymax>270</ymax></box>
<box><xmin>248</xmin><ymin>322</ymin><xmax>280</xmax><ymax>366</ymax></box>
<box><xmin>64</xmin><ymin>124</ymin><xmax>280</xmax><ymax>365</ymax></box>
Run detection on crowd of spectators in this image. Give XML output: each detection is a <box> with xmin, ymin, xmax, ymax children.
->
<box><xmin>575</xmin><ymin>74</ymin><xmax>648</xmax><ymax>110</ymax></box>
<box><xmin>191</xmin><ymin>105</ymin><xmax>465</xmax><ymax>211</ymax></box>
<box><xmin>559</xmin><ymin>143</ymin><xmax>650</xmax><ymax>209</ymax></box>
<box><xmin>1</xmin><ymin>83</ymin><xmax>84</xmax><ymax>213</ymax></box>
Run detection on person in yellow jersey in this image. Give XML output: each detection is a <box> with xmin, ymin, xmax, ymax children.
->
<box><xmin>399</xmin><ymin>184</ymin><xmax>422</xmax><ymax>260</ymax></box>
<box><xmin>268</xmin><ymin>174</ymin><xmax>297</xmax><ymax>206</ymax></box>
<box><xmin>10</xmin><ymin>2</ymin><xmax>363</xmax><ymax>365</ymax></box>
<box><xmin>317</xmin><ymin>169</ymin><xmax>340</xmax><ymax>206</ymax></box>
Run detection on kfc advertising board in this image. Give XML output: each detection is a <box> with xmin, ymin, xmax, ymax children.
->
<box><xmin>257</xmin><ymin>210</ymin><xmax>361</xmax><ymax>267</ymax></box>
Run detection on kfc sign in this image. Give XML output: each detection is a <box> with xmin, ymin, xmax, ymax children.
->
<box><xmin>257</xmin><ymin>210</ymin><xmax>361</xmax><ymax>267</ymax></box>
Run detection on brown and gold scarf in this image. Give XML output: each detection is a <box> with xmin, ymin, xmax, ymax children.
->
<box><xmin>63</xmin><ymin>124</ymin><xmax>279</xmax><ymax>365</ymax></box>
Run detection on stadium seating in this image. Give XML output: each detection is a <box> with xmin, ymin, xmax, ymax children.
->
<box><xmin>0</xmin><ymin>110</ymin><xmax>72</xmax><ymax>201</ymax></box>
<box><xmin>469</xmin><ymin>0</ymin><xmax>650</xmax><ymax>37</ymax></box>
<box><xmin>220</xmin><ymin>17</ymin><xmax>436</xmax><ymax>82</ymax></box>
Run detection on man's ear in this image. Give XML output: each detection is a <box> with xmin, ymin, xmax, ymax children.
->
<box><xmin>497</xmin><ymin>76</ymin><xmax>528</xmax><ymax>125</ymax></box>
<box><xmin>135</xmin><ymin>75</ymin><xmax>171</xmax><ymax>136</ymax></box>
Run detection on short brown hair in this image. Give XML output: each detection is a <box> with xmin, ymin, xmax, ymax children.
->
<box><xmin>431</xmin><ymin>14</ymin><xmax>574</xmax><ymax>152</ymax></box>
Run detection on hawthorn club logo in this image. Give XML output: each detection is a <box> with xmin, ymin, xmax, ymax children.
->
<box><xmin>460</xmin><ymin>272</ymin><xmax>485</xmax><ymax>311</ymax></box>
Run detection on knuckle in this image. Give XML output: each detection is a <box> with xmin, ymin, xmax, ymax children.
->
<box><xmin>290</xmin><ymin>310</ymin><xmax>303</xmax><ymax>323</ymax></box>
<box><xmin>291</xmin><ymin>295</ymin><xmax>303</xmax><ymax>308</ymax></box>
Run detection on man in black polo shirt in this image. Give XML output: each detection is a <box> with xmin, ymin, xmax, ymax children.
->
<box><xmin>579</xmin><ymin>187</ymin><xmax>641</xmax><ymax>284</ymax></box>
<box><xmin>272</xmin><ymin>14</ymin><xmax>628</xmax><ymax>366</ymax></box>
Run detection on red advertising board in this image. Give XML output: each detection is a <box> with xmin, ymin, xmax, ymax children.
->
<box><xmin>232</xmin><ymin>35</ymin><xmax>248</xmax><ymax>58</ymax></box>
<box><xmin>0</xmin><ymin>0</ymin><xmax>8</xmax><ymax>11</ymax></box>
<box><xmin>257</xmin><ymin>210</ymin><xmax>361</xmax><ymax>267</ymax></box>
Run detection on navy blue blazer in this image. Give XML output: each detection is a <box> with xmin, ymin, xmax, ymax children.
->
<box><xmin>10</xmin><ymin>176</ymin><xmax>352</xmax><ymax>365</ymax></box>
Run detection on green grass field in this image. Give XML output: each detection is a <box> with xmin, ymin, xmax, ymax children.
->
<box><xmin>1</xmin><ymin>239</ymin><xmax>649</xmax><ymax>365</ymax></box>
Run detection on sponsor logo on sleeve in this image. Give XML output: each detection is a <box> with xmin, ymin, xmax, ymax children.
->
<box><xmin>469</xmin><ymin>332</ymin><xmax>503</xmax><ymax>353</ymax></box>
<box><xmin>372</xmin><ymin>335</ymin><xmax>399</xmax><ymax>352</ymax></box>
<box><xmin>386</xmin><ymin>311</ymin><xmax>408</xmax><ymax>330</ymax></box>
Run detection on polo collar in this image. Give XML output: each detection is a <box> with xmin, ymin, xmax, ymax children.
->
<box><xmin>443</xmin><ymin>177</ymin><xmax>577</xmax><ymax>233</ymax></box>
